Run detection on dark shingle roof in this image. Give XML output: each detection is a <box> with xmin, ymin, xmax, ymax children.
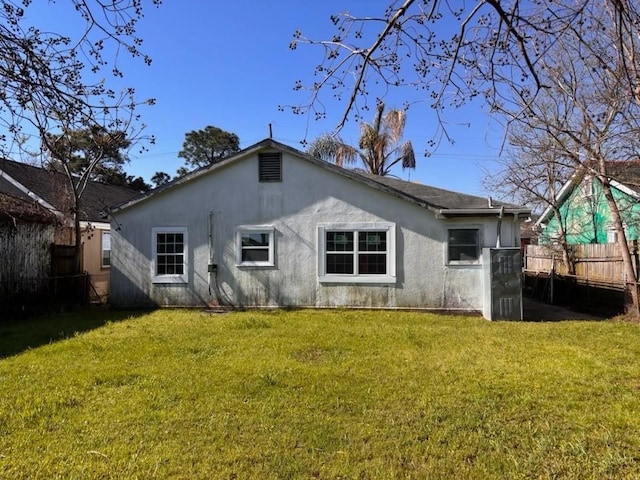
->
<box><xmin>606</xmin><ymin>161</ymin><xmax>640</xmax><ymax>189</ymax></box>
<box><xmin>0</xmin><ymin>192</ymin><xmax>57</xmax><ymax>224</ymax></box>
<box><xmin>0</xmin><ymin>159</ymin><xmax>141</xmax><ymax>222</ymax></box>
<box><xmin>356</xmin><ymin>172</ymin><xmax>516</xmax><ymax>210</ymax></box>
<box><xmin>114</xmin><ymin>138</ymin><xmax>530</xmax><ymax>217</ymax></box>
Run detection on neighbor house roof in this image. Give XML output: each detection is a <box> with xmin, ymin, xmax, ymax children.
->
<box><xmin>114</xmin><ymin>138</ymin><xmax>530</xmax><ymax>218</ymax></box>
<box><xmin>0</xmin><ymin>192</ymin><xmax>57</xmax><ymax>225</ymax></box>
<box><xmin>0</xmin><ymin>158</ymin><xmax>141</xmax><ymax>223</ymax></box>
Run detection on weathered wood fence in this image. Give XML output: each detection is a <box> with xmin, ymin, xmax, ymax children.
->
<box><xmin>0</xmin><ymin>228</ymin><xmax>90</xmax><ymax>318</ymax></box>
<box><xmin>524</xmin><ymin>243</ymin><xmax>633</xmax><ymax>315</ymax></box>
<box><xmin>525</xmin><ymin>243</ymin><xmax>639</xmax><ymax>283</ymax></box>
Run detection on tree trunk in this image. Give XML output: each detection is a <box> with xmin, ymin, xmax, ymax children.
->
<box><xmin>73</xmin><ymin>192</ymin><xmax>82</xmax><ymax>274</ymax></box>
<box><xmin>601</xmin><ymin>182</ymin><xmax>639</xmax><ymax>315</ymax></box>
<box><xmin>550</xmin><ymin>205</ymin><xmax>576</xmax><ymax>275</ymax></box>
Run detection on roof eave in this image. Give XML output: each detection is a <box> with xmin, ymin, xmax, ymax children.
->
<box><xmin>0</xmin><ymin>168</ymin><xmax>62</xmax><ymax>216</ymax></box>
<box><xmin>610</xmin><ymin>179</ymin><xmax>640</xmax><ymax>199</ymax></box>
<box><xmin>536</xmin><ymin>177</ymin><xmax>580</xmax><ymax>226</ymax></box>
<box><xmin>437</xmin><ymin>208</ymin><xmax>531</xmax><ymax>219</ymax></box>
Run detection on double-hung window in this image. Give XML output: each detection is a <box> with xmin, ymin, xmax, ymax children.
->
<box><xmin>236</xmin><ymin>226</ymin><xmax>275</xmax><ymax>267</ymax></box>
<box><xmin>152</xmin><ymin>227</ymin><xmax>188</xmax><ymax>283</ymax></box>
<box><xmin>447</xmin><ymin>228</ymin><xmax>480</xmax><ymax>264</ymax></box>
<box><xmin>318</xmin><ymin>223</ymin><xmax>396</xmax><ymax>284</ymax></box>
<box><xmin>101</xmin><ymin>231</ymin><xmax>111</xmax><ymax>268</ymax></box>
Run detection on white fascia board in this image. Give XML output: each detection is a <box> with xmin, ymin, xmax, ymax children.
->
<box><xmin>536</xmin><ymin>175</ymin><xmax>581</xmax><ymax>226</ymax></box>
<box><xmin>610</xmin><ymin>180</ymin><xmax>640</xmax><ymax>200</ymax></box>
<box><xmin>80</xmin><ymin>221</ymin><xmax>110</xmax><ymax>230</ymax></box>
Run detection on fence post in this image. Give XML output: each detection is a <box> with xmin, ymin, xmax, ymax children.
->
<box><xmin>550</xmin><ymin>254</ymin><xmax>555</xmax><ymax>304</ymax></box>
<box><xmin>633</xmin><ymin>240</ymin><xmax>639</xmax><ymax>281</ymax></box>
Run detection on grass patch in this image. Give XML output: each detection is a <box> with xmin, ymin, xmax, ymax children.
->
<box><xmin>1</xmin><ymin>309</ymin><xmax>640</xmax><ymax>478</ymax></box>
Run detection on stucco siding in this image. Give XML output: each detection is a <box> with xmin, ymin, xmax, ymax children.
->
<box><xmin>111</xmin><ymin>149</ymin><xmax>516</xmax><ymax>310</ymax></box>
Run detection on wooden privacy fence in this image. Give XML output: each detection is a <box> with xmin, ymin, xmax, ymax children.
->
<box><xmin>524</xmin><ymin>243</ymin><xmax>632</xmax><ymax>315</ymax></box>
<box><xmin>1</xmin><ymin>242</ymin><xmax>90</xmax><ymax>317</ymax></box>
<box><xmin>525</xmin><ymin>243</ymin><xmax>639</xmax><ymax>284</ymax></box>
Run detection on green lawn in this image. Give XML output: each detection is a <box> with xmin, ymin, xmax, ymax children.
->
<box><xmin>1</xmin><ymin>309</ymin><xmax>639</xmax><ymax>479</ymax></box>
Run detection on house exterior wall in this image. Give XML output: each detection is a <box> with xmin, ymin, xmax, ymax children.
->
<box><xmin>111</xmin><ymin>149</ymin><xmax>520</xmax><ymax>310</ymax></box>
<box><xmin>540</xmin><ymin>178</ymin><xmax>640</xmax><ymax>245</ymax></box>
<box><xmin>80</xmin><ymin>223</ymin><xmax>110</xmax><ymax>301</ymax></box>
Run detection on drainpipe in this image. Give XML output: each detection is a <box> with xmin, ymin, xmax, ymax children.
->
<box><xmin>208</xmin><ymin>212</ymin><xmax>216</xmax><ymax>296</ymax></box>
<box><xmin>496</xmin><ymin>206</ymin><xmax>504</xmax><ymax>248</ymax></box>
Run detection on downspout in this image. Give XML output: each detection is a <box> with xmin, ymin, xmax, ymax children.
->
<box><xmin>496</xmin><ymin>206</ymin><xmax>504</xmax><ymax>248</ymax></box>
<box><xmin>208</xmin><ymin>212</ymin><xmax>217</xmax><ymax>297</ymax></box>
<box><xmin>207</xmin><ymin>211</ymin><xmax>232</xmax><ymax>307</ymax></box>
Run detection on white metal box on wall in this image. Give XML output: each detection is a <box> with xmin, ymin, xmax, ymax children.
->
<box><xmin>482</xmin><ymin>247</ymin><xmax>523</xmax><ymax>320</ymax></box>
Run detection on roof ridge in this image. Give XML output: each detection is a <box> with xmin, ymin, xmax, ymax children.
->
<box><xmin>112</xmin><ymin>138</ymin><xmax>529</xmax><ymax>215</ymax></box>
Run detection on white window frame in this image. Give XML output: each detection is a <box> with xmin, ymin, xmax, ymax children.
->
<box><xmin>101</xmin><ymin>230</ymin><xmax>111</xmax><ymax>268</ymax></box>
<box><xmin>582</xmin><ymin>176</ymin><xmax>595</xmax><ymax>199</ymax></box>
<box><xmin>151</xmin><ymin>227</ymin><xmax>188</xmax><ymax>284</ymax></box>
<box><xmin>317</xmin><ymin>222</ymin><xmax>396</xmax><ymax>284</ymax></box>
<box><xmin>447</xmin><ymin>227</ymin><xmax>482</xmax><ymax>265</ymax></box>
<box><xmin>607</xmin><ymin>223</ymin><xmax>628</xmax><ymax>244</ymax></box>
<box><xmin>236</xmin><ymin>226</ymin><xmax>276</xmax><ymax>267</ymax></box>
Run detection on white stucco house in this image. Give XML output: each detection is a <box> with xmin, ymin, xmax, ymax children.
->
<box><xmin>110</xmin><ymin>139</ymin><xmax>530</xmax><ymax>314</ymax></box>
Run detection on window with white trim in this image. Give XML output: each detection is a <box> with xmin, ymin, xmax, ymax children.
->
<box><xmin>152</xmin><ymin>227</ymin><xmax>188</xmax><ymax>283</ymax></box>
<box><xmin>101</xmin><ymin>230</ymin><xmax>111</xmax><ymax>268</ymax></box>
<box><xmin>236</xmin><ymin>226</ymin><xmax>275</xmax><ymax>267</ymax></box>
<box><xmin>582</xmin><ymin>176</ymin><xmax>595</xmax><ymax>198</ymax></box>
<box><xmin>318</xmin><ymin>223</ymin><xmax>396</xmax><ymax>284</ymax></box>
<box><xmin>447</xmin><ymin>228</ymin><xmax>480</xmax><ymax>264</ymax></box>
<box><xmin>607</xmin><ymin>223</ymin><xmax>628</xmax><ymax>244</ymax></box>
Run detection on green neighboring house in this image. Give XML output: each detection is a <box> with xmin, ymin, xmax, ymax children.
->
<box><xmin>537</xmin><ymin>163</ymin><xmax>640</xmax><ymax>245</ymax></box>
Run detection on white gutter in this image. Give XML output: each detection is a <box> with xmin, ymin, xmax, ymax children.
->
<box><xmin>436</xmin><ymin>208</ymin><xmax>530</xmax><ymax>218</ymax></box>
<box><xmin>496</xmin><ymin>206</ymin><xmax>505</xmax><ymax>248</ymax></box>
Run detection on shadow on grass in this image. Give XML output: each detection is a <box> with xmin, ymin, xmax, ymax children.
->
<box><xmin>522</xmin><ymin>296</ymin><xmax>608</xmax><ymax>322</ymax></box>
<box><xmin>0</xmin><ymin>306</ymin><xmax>153</xmax><ymax>359</ymax></box>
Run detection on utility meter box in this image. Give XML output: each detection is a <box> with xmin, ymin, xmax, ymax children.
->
<box><xmin>482</xmin><ymin>248</ymin><xmax>523</xmax><ymax>321</ymax></box>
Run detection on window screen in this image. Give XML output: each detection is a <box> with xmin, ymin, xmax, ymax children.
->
<box><xmin>448</xmin><ymin>229</ymin><xmax>480</xmax><ymax>261</ymax></box>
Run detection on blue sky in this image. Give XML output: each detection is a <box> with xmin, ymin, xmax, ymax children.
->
<box><xmin>36</xmin><ymin>1</ymin><xmax>506</xmax><ymax>197</ymax></box>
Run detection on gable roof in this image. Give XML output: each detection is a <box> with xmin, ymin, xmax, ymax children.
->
<box><xmin>537</xmin><ymin>161</ymin><xmax>640</xmax><ymax>226</ymax></box>
<box><xmin>114</xmin><ymin>138</ymin><xmax>530</xmax><ymax>218</ymax></box>
<box><xmin>0</xmin><ymin>158</ymin><xmax>141</xmax><ymax>223</ymax></box>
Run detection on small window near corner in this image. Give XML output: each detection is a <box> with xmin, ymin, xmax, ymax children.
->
<box><xmin>259</xmin><ymin>152</ymin><xmax>282</xmax><ymax>182</ymax></box>
<box><xmin>448</xmin><ymin>228</ymin><xmax>480</xmax><ymax>264</ymax></box>
<box><xmin>101</xmin><ymin>231</ymin><xmax>111</xmax><ymax>268</ymax></box>
<box><xmin>236</xmin><ymin>226</ymin><xmax>275</xmax><ymax>267</ymax></box>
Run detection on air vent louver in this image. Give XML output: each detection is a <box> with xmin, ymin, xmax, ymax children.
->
<box><xmin>259</xmin><ymin>152</ymin><xmax>282</xmax><ymax>182</ymax></box>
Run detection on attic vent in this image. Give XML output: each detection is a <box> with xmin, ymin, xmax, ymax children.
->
<box><xmin>259</xmin><ymin>152</ymin><xmax>282</xmax><ymax>182</ymax></box>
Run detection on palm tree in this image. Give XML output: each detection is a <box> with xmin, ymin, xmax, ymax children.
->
<box><xmin>308</xmin><ymin>103</ymin><xmax>415</xmax><ymax>176</ymax></box>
